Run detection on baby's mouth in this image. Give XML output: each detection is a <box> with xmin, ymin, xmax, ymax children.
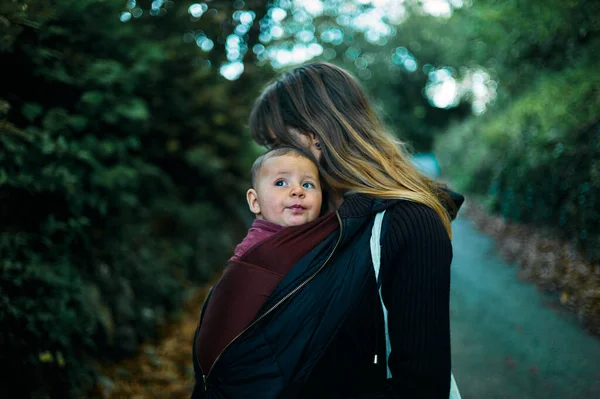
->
<box><xmin>289</xmin><ymin>204</ymin><xmax>306</xmax><ymax>212</ymax></box>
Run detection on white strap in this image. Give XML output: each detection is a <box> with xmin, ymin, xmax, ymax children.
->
<box><xmin>369</xmin><ymin>210</ymin><xmax>391</xmax><ymax>378</ymax></box>
<box><xmin>369</xmin><ymin>210</ymin><xmax>461</xmax><ymax>398</ymax></box>
<box><xmin>450</xmin><ymin>374</ymin><xmax>462</xmax><ymax>399</ymax></box>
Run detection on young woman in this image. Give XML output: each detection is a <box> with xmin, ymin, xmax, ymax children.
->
<box><xmin>191</xmin><ymin>62</ymin><xmax>463</xmax><ymax>398</ymax></box>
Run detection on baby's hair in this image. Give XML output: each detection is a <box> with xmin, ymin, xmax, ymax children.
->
<box><xmin>250</xmin><ymin>146</ymin><xmax>317</xmax><ymax>189</ymax></box>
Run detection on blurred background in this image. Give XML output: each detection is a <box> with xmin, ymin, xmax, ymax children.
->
<box><xmin>1</xmin><ymin>0</ymin><xmax>598</xmax><ymax>397</ymax></box>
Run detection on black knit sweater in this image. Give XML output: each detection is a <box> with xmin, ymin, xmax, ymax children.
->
<box><xmin>298</xmin><ymin>192</ymin><xmax>463</xmax><ymax>398</ymax></box>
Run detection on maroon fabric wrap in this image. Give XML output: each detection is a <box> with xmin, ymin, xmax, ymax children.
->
<box><xmin>231</xmin><ymin>219</ymin><xmax>285</xmax><ymax>261</ymax></box>
<box><xmin>196</xmin><ymin>213</ymin><xmax>339</xmax><ymax>374</ymax></box>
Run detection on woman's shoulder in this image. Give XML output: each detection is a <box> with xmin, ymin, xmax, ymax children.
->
<box><xmin>373</xmin><ymin>188</ymin><xmax>464</xmax><ymax>222</ymax></box>
<box><xmin>383</xmin><ymin>200</ymin><xmax>450</xmax><ymax>243</ymax></box>
<box><xmin>380</xmin><ymin>200</ymin><xmax>453</xmax><ymax>270</ymax></box>
<box><xmin>386</xmin><ymin>199</ymin><xmax>442</xmax><ymax>221</ymax></box>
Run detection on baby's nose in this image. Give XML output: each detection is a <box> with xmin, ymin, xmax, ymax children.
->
<box><xmin>290</xmin><ymin>185</ymin><xmax>305</xmax><ymax>197</ymax></box>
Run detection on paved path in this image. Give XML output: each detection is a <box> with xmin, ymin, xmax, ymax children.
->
<box><xmin>450</xmin><ymin>215</ymin><xmax>600</xmax><ymax>399</ymax></box>
<box><xmin>410</xmin><ymin>153</ymin><xmax>600</xmax><ymax>398</ymax></box>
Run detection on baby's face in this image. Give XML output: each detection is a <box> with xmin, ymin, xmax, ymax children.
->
<box><xmin>252</xmin><ymin>154</ymin><xmax>322</xmax><ymax>227</ymax></box>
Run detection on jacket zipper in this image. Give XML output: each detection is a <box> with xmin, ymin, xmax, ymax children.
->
<box><xmin>198</xmin><ymin>211</ymin><xmax>344</xmax><ymax>391</ymax></box>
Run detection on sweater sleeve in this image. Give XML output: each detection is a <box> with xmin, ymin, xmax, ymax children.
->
<box><xmin>351</xmin><ymin>201</ymin><xmax>453</xmax><ymax>398</ymax></box>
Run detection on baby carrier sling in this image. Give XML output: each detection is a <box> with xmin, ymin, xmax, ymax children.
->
<box><xmin>191</xmin><ymin>209</ymin><xmax>377</xmax><ymax>398</ymax></box>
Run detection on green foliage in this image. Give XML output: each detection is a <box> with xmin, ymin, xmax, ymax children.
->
<box><xmin>435</xmin><ymin>0</ymin><xmax>600</xmax><ymax>260</ymax></box>
<box><xmin>427</xmin><ymin>0</ymin><xmax>600</xmax><ymax>260</ymax></box>
<box><xmin>412</xmin><ymin>0</ymin><xmax>600</xmax><ymax>93</ymax></box>
<box><xmin>437</xmin><ymin>66</ymin><xmax>600</xmax><ymax>261</ymax></box>
<box><xmin>0</xmin><ymin>256</ymin><xmax>97</xmax><ymax>397</ymax></box>
<box><xmin>0</xmin><ymin>0</ymin><xmax>268</xmax><ymax>397</ymax></box>
<box><xmin>425</xmin><ymin>0</ymin><xmax>600</xmax><ymax>338</ymax></box>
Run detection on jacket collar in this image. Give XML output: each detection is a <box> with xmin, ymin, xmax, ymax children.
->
<box><xmin>337</xmin><ymin>193</ymin><xmax>375</xmax><ymax>218</ymax></box>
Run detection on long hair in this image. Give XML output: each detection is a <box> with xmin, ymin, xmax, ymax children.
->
<box><xmin>249</xmin><ymin>62</ymin><xmax>454</xmax><ymax>238</ymax></box>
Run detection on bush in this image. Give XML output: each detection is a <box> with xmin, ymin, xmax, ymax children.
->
<box><xmin>0</xmin><ymin>0</ymin><xmax>266</xmax><ymax>396</ymax></box>
<box><xmin>0</xmin><ymin>256</ymin><xmax>97</xmax><ymax>397</ymax></box>
<box><xmin>437</xmin><ymin>63</ymin><xmax>600</xmax><ymax>261</ymax></box>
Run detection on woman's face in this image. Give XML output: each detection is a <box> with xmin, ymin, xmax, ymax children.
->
<box><xmin>287</xmin><ymin>127</ymin><xmax>322</xmax><ymax>163</ymax></box>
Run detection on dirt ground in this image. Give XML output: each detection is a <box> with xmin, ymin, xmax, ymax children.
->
<box><xmin>88</xmin><ymin>284</ymin><xmax>212</xmax><ymax>399</ymax></box>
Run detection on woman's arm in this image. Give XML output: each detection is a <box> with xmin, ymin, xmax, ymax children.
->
<box><xmin>353</xmin><ymin>201</ymin><xmax>453</xmax><ymax>398</ymax></box>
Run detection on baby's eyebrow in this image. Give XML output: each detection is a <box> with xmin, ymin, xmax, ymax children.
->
<box><xmin>271</xmin><ymin>171</ymin><xmax>318</xmax><ymax>180</ymax></box>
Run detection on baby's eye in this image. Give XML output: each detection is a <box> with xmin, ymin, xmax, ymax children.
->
<box><xmin>275</xmin><ymin>180</ymin><xmax>288</xmax><ymax>187</ymax></box>
<box><xmin>302</xmin><ymin>182</ymin><xmax>316</xmax><ymax>189</ymax></box>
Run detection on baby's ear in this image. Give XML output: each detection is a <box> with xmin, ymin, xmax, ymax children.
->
<box><xmin>246</xmin><ymin>188</ymin><xmax>261</xmax><ymax>215</ymax></box>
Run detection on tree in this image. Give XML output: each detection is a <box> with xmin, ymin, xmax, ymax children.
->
<box><xmin>0</xmin><ymin>0</ymin><xmax>270</xmax><ymax>396</ymax></box>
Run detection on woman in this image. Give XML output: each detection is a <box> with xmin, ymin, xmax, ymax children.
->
<box><xmin>192</xmin><ymin>62</ymin><xmax>463</xmax><ymax>398</ymax></box>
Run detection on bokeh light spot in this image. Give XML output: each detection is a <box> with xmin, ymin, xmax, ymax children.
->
<box><xmin>220</xmin><ymin>62</ymin><xmax>244</xmax><ymax>81</ymax></box>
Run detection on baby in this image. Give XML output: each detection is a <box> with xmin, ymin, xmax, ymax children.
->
<box><xmin>231</xmin><ymin>146</ymin><xmax>323</xmax><ymax>260</ymax></box>
<box><xmin>195</xmin><ymin>146</ymin><xmax>326</xmax><ymax>376</ymax></box>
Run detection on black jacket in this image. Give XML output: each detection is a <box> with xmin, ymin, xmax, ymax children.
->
<box><xmin>192</xmin><ymin>192</ymin><xmax>464</xmax><ymax>398</ymax></box>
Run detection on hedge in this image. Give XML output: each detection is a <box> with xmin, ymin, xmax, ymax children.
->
<box><xmin>0</xmin><ymin>1</ymin><xmax>266</xmax><ymax>396</ymax></box>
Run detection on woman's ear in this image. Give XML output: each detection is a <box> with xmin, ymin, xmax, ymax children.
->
<box><xmin>246</xmin><ymin>188</ymin><xmax>261</xmax><ymax>215</ymax></box>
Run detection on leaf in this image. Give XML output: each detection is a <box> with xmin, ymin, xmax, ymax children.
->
<box><xmin>81</xmin><ymin>91</ymin><xmax>104</xmax><ymax>106</ymax></box>
<box><xmin>117</xmin><ymin>98</ymin><xmax>149</xmax><ymax>121</ymax></box>
<box><xmin>39</xmin><ymin>351</ymin><xmax>54</xmax><ymax>363</ymax></box>
<box><xmin>22</xmin><ymin>103</ymin><xmax>43</xmax><ymax>122</ymax></box>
